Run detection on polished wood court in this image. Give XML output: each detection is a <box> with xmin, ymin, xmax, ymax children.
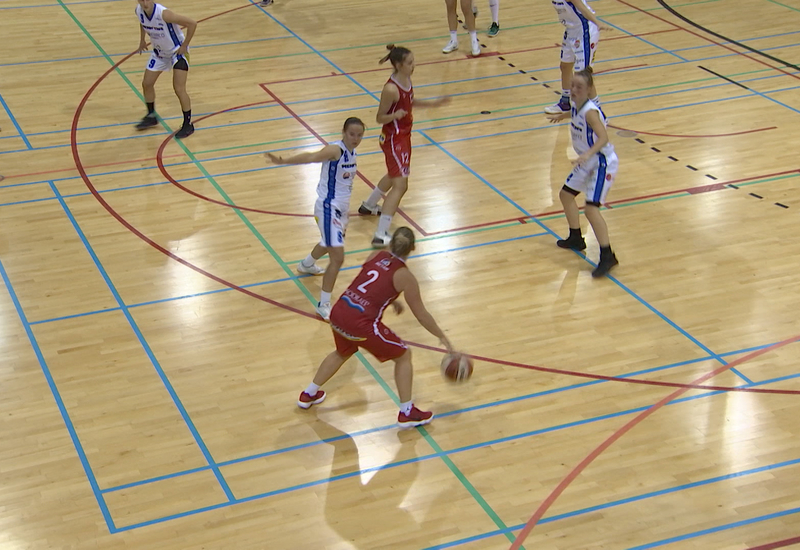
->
<box><xmin>2</xmin><ymin>0</ymin><xmax>800</xmax><ymax>547</ymax></box>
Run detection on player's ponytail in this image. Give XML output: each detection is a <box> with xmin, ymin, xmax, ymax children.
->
<box><xmin>390</xmin><ymin>227</ymin><xmax>416</xmax><ymax>258</ymax></box>
<box><xmin>379</xmin><ymin>44</ymin><xmax>412</xmax><ymax>70</ymax></box>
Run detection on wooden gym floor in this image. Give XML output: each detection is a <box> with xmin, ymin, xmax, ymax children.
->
<box><xmin>2</xmin><ymin>0</ymin><xmax>800</xmax><ymax>548</ymax></box>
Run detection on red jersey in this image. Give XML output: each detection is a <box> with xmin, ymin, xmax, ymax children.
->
<box><xmin>338</xmin><ymin>251</ymin><xmax>406</xmax><ymax>322</ymax></box>
<box><xmin>382</xmin><ymin>75</ymin><xmax>413</xmax><ymax>136</ymax></box>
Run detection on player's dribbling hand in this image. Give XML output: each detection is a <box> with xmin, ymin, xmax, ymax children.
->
<box><xmin>392</xmin><ymin>301</ymin><xmax>404</xmax><ymax>315</ymax></box>
<box><xmin>265</xmin><ymin>152</ymin><xmax>283</xmax><ymax>164</ymax></box>
<box><xmin>440</xmin><ymin>337</ymin><xmax>454</xmax><ymax>353</ymax></box>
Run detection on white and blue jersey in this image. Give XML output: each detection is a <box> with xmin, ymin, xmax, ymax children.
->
<box><xmin>136</xmin><ymin>3</ymin><xmax>184</xmax><ymax>59</ymax></box>
<box><xmin>565</xmin><ymin>99</ymin><xmax>618</xmax><ymax>204</ymax></box>
<box><xmin>552</xmin><ymin>0</ymin><xmax>595</xmax><ymax>31</ymax></box>
<box><xmin>314</xmin><ymin>141</ymin><xmax>357</xmax><ymax>248</ymax></box>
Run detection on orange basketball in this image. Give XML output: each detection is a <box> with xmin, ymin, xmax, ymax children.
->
<box><xmin>441</xmin><ymin>353</ymin><xmax>474</xmax><ymax>382</ymax></box>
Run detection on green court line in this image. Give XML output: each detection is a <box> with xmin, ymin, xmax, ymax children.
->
<box><xmin>765</xmin><ymin>0</ymin><xmax>800</xmax><ymax>13</ymax></box>
<box><xmin>59</xmin><ymin>2</ymin><xmax>519</xmax><ymax>542</ymax></box>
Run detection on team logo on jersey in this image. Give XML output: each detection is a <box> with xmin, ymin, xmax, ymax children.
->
<box><xmin>606</xmin><ymin>174</ymin><xmax>612</xmax><ymax>181</ymax></box>
<box><xmin>591</xmin><ymin>42</ymin><xmax>596</xmax><ymax>50</ymax></box>
<box><xmin>574</xmin><ymin>39</ymin><xmax>581</xmax><ymax>48</ymax></box>
<box><xmin>379</xmin><ymin>133</ymin><xmax>386</xmax><ymax>145</ymax></box>
<box><xmin>343</xmin><ymin>171</ymin><xmax>353</xmax><ymax>180</ymax></box>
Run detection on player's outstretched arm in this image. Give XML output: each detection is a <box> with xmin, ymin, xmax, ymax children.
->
<box><xmin>265</xmin><ymin>144</ymin><xmax>340</xmax><ymax>165</ymax></box>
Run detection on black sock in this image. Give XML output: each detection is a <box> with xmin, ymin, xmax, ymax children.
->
<box><xmin>600</xmin><ymin>245</ymin><xmax>613</xmax><ymax>259</ymax></box>
<box><xmin>146</xmin><ymin>102</ymin><xmax>155</xmax><ymax>116</ymax></box>
<box><xmin>568</xmin><ymin>227</ymin><xmax>582</xmax><ymax>239</ymax></box>
<box><xmin>182</xmin><ymin>109</ymin><xmax>192</xmax><ymax>127</ymax></box>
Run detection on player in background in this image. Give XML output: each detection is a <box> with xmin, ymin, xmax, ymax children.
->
<box><xmin>134</xmin><ymin>0</ymin><xmax>196</xmax><ymax>138</ymax></box>
<box><xmin>297</xmin><ymin>227</ymin><xmax>456</xmax><ymax>428</ymax></box>
<box><xmin>546</xmin><ymin>68</ymin><xmax>619</xmax><ymax>278</ymax></box>
<box><xmin>359</xmin><ymin>45</ymin><xmax>450</xmax><ymax>248</ymax></box>
<box><xmin>544</xmin><ymin>0</ymin><xmax>611</xmax><ymax>115</ymax></box>
<box><xmin>266</xmin><ymin>118</ymin><xmax>366</xmax><ymax>320</ymax></box>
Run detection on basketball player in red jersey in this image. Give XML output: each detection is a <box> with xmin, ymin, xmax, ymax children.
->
<box><xmin>359</xmin><ymin>45</ymin><xmax>450</xmax><ymax>249</ymax></box>
<box><xmin>298</xmin><ymin>227</ymin><xmax>456</xmax><ymax>428</ymax></box>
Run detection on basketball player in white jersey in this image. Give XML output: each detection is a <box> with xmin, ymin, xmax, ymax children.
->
<box><xmin>135</xmin><ymin>0</ymin><xmax>196</xmax><ymax>139</ymax></box>
<box><xmin>544</xmin><ymin>0</ymin><xmax>611</xmax><ymax>115</ymax></box>
<box><xmin>547</xmin><ymin>68</ymin><xmax>619</xmax><ymax>277</ymax></box>
<box><xmin>265</xmin><ymin>118</ymin><xmax>366</xmax><ymax>320</ymax></box>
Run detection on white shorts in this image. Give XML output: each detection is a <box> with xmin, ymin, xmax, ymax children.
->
<box><xmin>564</xmin><ymin>151</ymin><xmax>618</xmax><ymax>205</ymax></box>
<box><xmin>561</xmin><ymin>23</ymin><xmax>599</xmax><ymax>71</ymax></box>
<box><xmin>314</xmin><ymin>200</ymin><xmax>349</xmax><ymax>248</ymax></box>
<box><xmin>145</xmin><ymin>51</ymin><xmax>188</xmax><ymax>73</ymax></box>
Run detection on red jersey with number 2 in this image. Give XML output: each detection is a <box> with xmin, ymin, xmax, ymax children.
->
<box><xmin>382</xmin><ymin>76</ymin><xmax>414</xmax><ymax>136</ymax></box>
<box><xmin>337</xmin><ymin>251</ymin><xmax>406</xmax><ymax>323</ymax></box>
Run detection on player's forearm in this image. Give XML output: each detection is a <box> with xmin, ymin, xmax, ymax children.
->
<box><xmin>182</xmin><ymin>21</ymin><xmax>197</xmax><ymax>47</ymax></box>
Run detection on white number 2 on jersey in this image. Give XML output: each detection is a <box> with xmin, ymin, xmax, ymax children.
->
<box><xmin>356</xmin><ymin>270</ymin><xmax>380</xmax><ymax>293</ymax></box>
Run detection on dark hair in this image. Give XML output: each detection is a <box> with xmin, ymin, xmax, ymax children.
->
<box><xmin>379</xmin><ymin>44</ymin><xmax>412</xmax><ymax>70</ymax></box>
<box><xmin>342</xmin><ymin>117</ymin><xmax>365</xmax><ymax>131</ymax></box>
<box><xmin>574</xmin><ymin>66</ymin><xmax>594</xmax><ymax>87</ymax></box>
<box><xmin>390</xmin><ymin>227</ymin><xmax>415</xmax><ymax>257</ymax></box>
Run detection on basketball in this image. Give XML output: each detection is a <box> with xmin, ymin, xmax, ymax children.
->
<box><xmin>441</xmin><ymin>353</ymin><xmax>474</xmax><ymax>382</ymax></box>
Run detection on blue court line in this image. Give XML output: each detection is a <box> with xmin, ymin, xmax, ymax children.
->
<box><xmin>628</xmin><ymin>505</ymin><xmax>800</xmax><ymax>549</ymax></box>
<box><xmin>602</xmin><ymin>18</ymin><xmax>690</xmax><ymax>62</ymax></box>
<box><xmin>0</xmin><ymin>90</ymin><xmax>32</xmax><ymax>149</ymax></box>
<box><xmin>0</xmin><ymin>36</ymin><xmax>293</xmax><ymax>67</ymax></box>
<box><xmin>2</xmin><ymin>78</ymin><xmax>795</xmax><ymax>208</ymax></box>
<box><xmin>47</xmin><ymin>181</ymin><xmax>236</xmax><ymax>504</ymax></box>
<box><xmin>3</xmin><ymin>65</ymin><xmax>790</xmax><ymax>196</ymax></box>
<box><xmin>105</xmin><ymin>359</ymin><xmax>800</xmax><ymax>531</ymax></box>
<box><xmin>27</xmin><ymin>230</ymin><xmax>550</xmax><ymax>324</ymax></box>
<box><xmin>0</xmin><ymin>38</ymin><xmax>794</xmax><ymax>148</ymax></box>
<box><xmin>416</xmin><ymin>126</ymin><xmax>752</xmax><ymax>383</ymax></box>
<box><xmin>0</xmin><ymin>257</ymin><xmax>116</xmax><ymax>531</ymax></box>
<box><xmin>423</xmin><ymin>456</ymin><xmax>800</xmax><ymax>549</ymax></box>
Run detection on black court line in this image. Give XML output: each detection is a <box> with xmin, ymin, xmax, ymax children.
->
<box><xmin>698</xmin><ymin>65</ymin><xmax>752</xmax><ymax>90</ymax></box>
<box><xmin>658</xmin><ymin>0</ymin><xmax>800</xmax><ymax>73</ymax></box>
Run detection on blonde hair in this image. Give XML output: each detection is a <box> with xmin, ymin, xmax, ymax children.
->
<box><xmin>390</xmin><ymin>227</ymin><xmax>415</xmax><ymax>257</ymax></box>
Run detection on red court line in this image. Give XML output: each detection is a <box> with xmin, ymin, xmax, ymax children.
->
<box><xmin>614</xmin><ymin>0</ymin><xmax>800</xmax><ymax>81</ymax></box>
<box><xmin>509</xmin><ymin>333</ymin><xmax>800</xmax><ymax>550</ymax></box>
<box><xmin>71</xmin><ymin>5</ymin><xmax>800</xmax><ymax>402</ymax></box>
<box><xmin>263</xmin><ymin>29</ymin><xmax>679</xmax><ymax>86</ymax></box>
<box><xmin>258</xmin><ymin>83</ymin><xmax>430</xmax><ymax>236</ymax></box>
<box><xmin>608</xmin><ymin>124</ymin><xmax>778</xmax><ymax>138</ymax></box>
<box><xmin>422</xmin><ymin>167</ymin><xmax>800</xmax><ymax>236</ymax></box>
<box><xmin>750</xmin><ymin>535</ymin><xmax>800</xmax><ymax>550</ymax></box>
<box><xmin>3</xmin><ymin>153</ymin><xmax>187</xmax><ymax>181</ymax></box>
<box><xmin>157</xmin><ymin>100</ymin><xmax>374</xmax><ymax>219</ymax></box>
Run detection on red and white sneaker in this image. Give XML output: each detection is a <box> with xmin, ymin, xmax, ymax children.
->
<box><xmin>298</xmin><ymin>390</ymin><xmax>326</xmax><ymax>409</ymax></box>
<box><xmin>398</xmin><ymin>406</ymin><xmax>434</xmax><ymax>428</ymax></box>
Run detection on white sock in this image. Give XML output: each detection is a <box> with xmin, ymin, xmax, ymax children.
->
<box><xmin>320</xmin><ymin>290</ymin><xmax>331</xmax><ymax>305</ymax></box>
<box><xmin>301</xmin><ymin>254</ymin><xmax>315</xmax><ymax>267</ymax></box>
<box><xmin>366</xmin><ymin>187</ymin><xmax>383</xmax><ymax>207</ymax></box>
<box><xmin>377</xmin><ymin>214</ymin><xmax>392</xmax><ymax>234</ymax></box>
<box><xmin>450</xmin><ymin>31</ymin><xmax>458</xmax><ymax>42</ymax></box>
<box><xmin>469</xmin><ymin>30</ymin><xmax>478</xmax><ymax>42</ymax></box>
<box><xmin>305</xmin><ymin>382</ymin><xmax>320</xmax><ymax>396</ymax></box>
<box><xmin>400</xmin><ymin>400</ymin><xmax>413</xmax><ymax>415</ymax></box>
<box><xmin>489</xmin><ymin>0</ymin><xmax>499</xmax><ymax>23</ymax></box>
